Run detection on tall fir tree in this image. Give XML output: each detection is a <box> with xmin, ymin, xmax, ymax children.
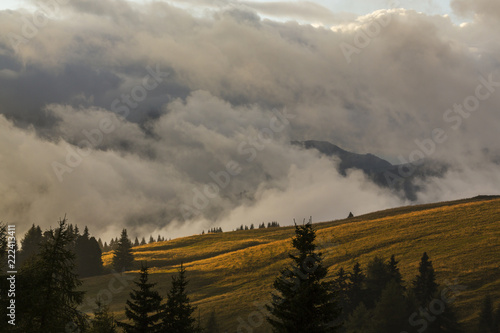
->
<box><xmin>205</xmin><ymin>310</ymin><xmax>220</xmax><ymax>333</ymax></box>
<box><xmin>88</xmin><ymin>299</ymin><xmax>117</xmax><ymax>333</ymax></box>
<box><xmin>98</xmin><ymin>238</ymin><xmax>104</xmax><ymax>250</ymax></box>
<box><xmin>332</xmin><ymin>267</ymin><xmax>349</xmax><ymax>323</ymax></box>
<box><xmin>266</xmin><ymin>221</ymin><xmax>341</xmax><ymax>332</ymax></box>
<box><xmin>18</xmin><ymin>224</ymin><xmax>44</xmax><ymax>266</ymax></box>
<box><xmin>412</xmin><ymin>252</ymin><xmax>438</xmax><ymax>307</ymax></box>
<box><xmin>117</xmin><ymin>264</ymin><xmax>162</xmax><ymax>333</ymax></box>
<box><xmin>387</xmin><ymin>254</ymin><xmax>403</xmax><ymax>287</ymax></box>
<box><xmin>19</xmin><ymin>217</ymin><xmax>86</xmax><ymax>332</ymax></box>
<box><xmin>364</xmin><ymin>256</ymin><xmax>392</xmax><ymax>307</ymax></box>
<box><xmin>75</xmin><ymin>227</ymin><xmax>103</xmax><ymax>277</ymax></box>
<box><xmin>346</xmin><ymin>262</ymin><xmax>365</xmax><ymax>314</ymax></box>
<box><xmin>160</xmin><ymin>263</ymin><xmax>199</xmax><ymax>332</ymax></box>
<box><xmin>112</xmin><ymin>229</ymin><xmax>134</xmax><ymax>272</ymax></box>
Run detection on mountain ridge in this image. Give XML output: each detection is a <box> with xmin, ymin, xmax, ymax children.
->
<box><xmin>292</xmin><ymin>139</ymin><xmax>449</xmax><ymax>200</ymax></box>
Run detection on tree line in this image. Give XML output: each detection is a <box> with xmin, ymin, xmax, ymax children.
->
<box><xmin>16</xmin><ymin>222</ymin><xmax>103</xmax><ymax>278</ymax></box>
<box><xmin>101</xmin><ymin>234</ymin><xmax>169</xmax><ymax>253</ymax></box>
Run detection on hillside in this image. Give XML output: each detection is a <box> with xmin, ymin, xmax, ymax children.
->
<box><xmin>292</xmin><ymin>140</ymin><xmax>449</xmax><ymax>200</ymax></box>
<box><xmin>85</xmin><ymin>196</ymin><xmax>500</xmax><ymax>332</ymax></box>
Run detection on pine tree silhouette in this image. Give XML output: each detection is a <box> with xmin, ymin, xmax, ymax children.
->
<box><xmin>412</xmin><ymin>252</ymin><xmax>438</xmax><ymax>306</ymax></box>
<box><xmin>88</xmin><ymin>299</ymin><xmax>117</xmax><ymax>333</ymax></box>
<box><xmin>22</xmin><ymin>217</ymin><xmax>86</xmax><ymax>332</ymax></box>
<box><xmin>117</xmin><ymin>264</ymin><xmax>162</xmax><ymax>333</ymax></box>
<box><xmin>266</xmin><ymin>220</ymin><xmax>341</xmax><ymax>332</ymax></box>
<box><xmin>160</xmin><ymin>263</ymin><xmax>199</xmax><ymax>332</ymax></box>
<box><xmin>112</xmin><ymin>229</ymin><xmax>134</xmax><ymax>272</ymax></box>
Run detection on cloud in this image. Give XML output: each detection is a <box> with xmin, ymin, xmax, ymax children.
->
<box><xmin>0</xmin><ymin>1</ymin><xmax>498</xmax><ymax>240</ymax></box>
<box><xmin>451</xmin><ymin>0</ymin><xmax>500</xmax><ymax>21</ymax></box>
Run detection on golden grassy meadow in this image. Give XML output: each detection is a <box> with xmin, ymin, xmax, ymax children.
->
<box><xmin>85</xmin><ymin>196</ymin><xmax>500</xmax><ymax>332</ymax></box>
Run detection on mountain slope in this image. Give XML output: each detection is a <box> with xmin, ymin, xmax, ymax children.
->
<box><xmin>86</xmin><ymin>196</ymin><xmax>500</xmax><ymax>332</ymax></box>
<box><xmin>292</xmin><ymin>140</ymin><xmax>393</xmax><ymax>174</ymax></box>
<box><xmin>292</xmin><ymin>139</ymin><xmax>449</xmax><ymax>200</ymax></box>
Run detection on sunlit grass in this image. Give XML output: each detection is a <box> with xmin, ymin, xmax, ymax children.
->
<box><xmin>85</xmin><ymin>197</ymin><xmax>500</xmax><ymax>332</ymax></box>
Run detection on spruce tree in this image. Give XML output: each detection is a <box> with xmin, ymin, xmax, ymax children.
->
<box><xmin>346</xmin><ymin>262</ymin><xmax>365</xmax><ymax>314</ymax></box>
<box><xmin>387</xmin><ymin>254</ymin><xmax>403</xmax><ymax>287</ymax></box>
<box><xmin>20</xmin><ymin>217</ymin><xmax>86</xmax><ymax>332</ymax></box>
<box><xmin>332</xmin><ymin>267</ymin><xmax>349</xmax><ymax>322</ymax></box>
<box><xmin>365</xmin><ymin>256</ymin><xmax>392</xmax><ymax>307</ymax></box>
<box><xmin>112</xmin><ymin>229</ymin><xmax>134</xmax><ymax>272</ymax></box>
<box><xmin>89</xmin><ymin>299</ymin><xmax>117</xmax><ymax>333</ymax></box>
<box><xmin>18</xmin><ymin>224</ymin><xmax>43</xmax><ymax>266</ymax></box>
<box><xmin>75</xmin><ymin>228</ymin><xmax>103</xmax><ymax>277</ymax></box>
<box><xmin>160</xmin><ymin>263</ymin><xmax>199</xmax><ymax>332</ymax></box>
<box><xmin>266</xmin><ymin>221</ymin><xmax>341</xmax><ymax>332</ymax></box>
<box><xmin>412</xmin><ymin>252</ymin><xmax>438</xmax><ymax>307</ymax></box>
<box><xmin>117</xmin><ymin>264</ymin><xmax>162</xmax><ymax>333</ymax></box>
<box><xmin>134</xmin><ymin>237</ymin><xmax>140</xmax><ymax>247</ymax></box>
<box><xmin>98</xmin><ymin>238</ymin><xmax>104</xmax><ymax>250</ymax></box>
<box><xmin>205</xmin><ymin>310</ymin><xmax>220</xmax><ymax>333</ymax></box>
<box><xmin>140</xmin><ymin>237</ymin><xmax>147</xmax><ymax>245</ymax></box>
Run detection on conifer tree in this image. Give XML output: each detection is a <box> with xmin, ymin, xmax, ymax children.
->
<box><xmin>332</xmin><ymin>267</ymin><xmax>349</xmax><ymax>322</ymax></box>
<box><xmin>266</xmin><ymin>221</ymin><xmax>341</xmax><ymax>332</ymax></box>
<box><xmin>112</xmin><ymin>229</ymin><xmax>134</xmax><ymax>272</ymax></box>
<box><xmin>75</xmin><ymin>227</ymin><xmax>103</xmax><ymax>277</ymax></box>
<box><xmin>18</xmin><ymin>224</ymin><xmax>44</xmax><ymax>266</ymax></box>
<box><xmin>412</xmin><ymin>252</ymin><xmax>438</xmax><ymax>306</ymax></box>
<box><xmin>205</xmin><ymin>310</ymin><xmax>220</xmax><ymax>333</ymax></box>
<box><xmin>134</xmin><ymin>237</ymin><xmax>140</xmax><ymax>247</ymax></box>
<box><xmin>387</xmin><ymin>254</ymin><xmax>403</xmax><ymax>287</ymax></box>
<box><xmin>89</xmin><ymin>299</ymin><xmax>117</xmax><ymax>333</ymax></box>
<box><xmin>365</xmin><ymin>256</ymin><xmax>391</xmax><ymax>307</ymax></box>
<box><xmin>117</xmin><ymin>264</ymin><xmax>162</xmax><ymax>333</ymax></box>
<box><xmin>160</xmin><ymin>263</ymin><xmax>199</xmax><ymax>332</ymax></box>
<box><xmin>140</xmin><ymin>237</ymin><xmax>147</xmax><ymax>245</ymax></box>
<box><xmin>20</xmin><ymin>217</ymin><xmax>86</xmax><ymax>332</ymax></box>
<box><xmin>149</xmin><ymin>235</ymin><xmax>155</xmax><ymax>243</ymax></box>
<box><xmin>346</xmin><ymin>262</ymin><xmax>365</xmax><ymax>313</ymax></box>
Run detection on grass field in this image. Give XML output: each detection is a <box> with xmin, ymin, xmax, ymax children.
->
<box><xmin>83</xmin><ymin>195</ymin><xmax>500</xmax><ymax>332</ymax></box>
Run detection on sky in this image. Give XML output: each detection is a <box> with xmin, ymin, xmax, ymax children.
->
<box><xmin>0</xmin><ymin>0</ymin><xmax>499</xmax><ymax>242</ymax></box>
